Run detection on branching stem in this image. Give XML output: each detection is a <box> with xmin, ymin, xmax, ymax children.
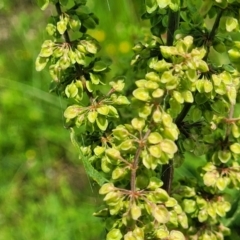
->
<box><xmin>161</xmin><ymin>9</ymin><xmax>180</xmax><ymax>194</ymax></box>
<box><xmin>131</xmin><ymin>129</ymin><xmax>151</xmax><ymax>193</ymax></box>
<box><xmin>55</xmin><ymin>1</ymin><xmax>93</xmax><ymax>101</ymax></box>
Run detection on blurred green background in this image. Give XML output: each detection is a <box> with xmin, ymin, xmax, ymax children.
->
<box><xmin>1</xmin><ymin>1</ymin><xmax>240</xmax><ymax>239</ymax></box>
<box><xmin>0</xmin><ymin>0</ymin><xmax>144</xmax><ymax>239</ymax></box>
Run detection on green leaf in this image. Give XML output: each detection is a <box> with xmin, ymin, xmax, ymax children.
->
<box><xmin>148</xmin><ymin>132</ymin><xmax>163</xmax><ymax>144</ymax></box>
<box><xmin>182</xmin><ymin>199</ymin><xmax>196</xmax><ymax>213</ymax></box>
<box><xmin>226</xmin><ymin>17</ymin><xmax>238</xmax><ymax>32</ymax></box>
<box><xmin>230</xmin><ymin>143</ymin><xmax>240</xmax><ymax>154</ymax></box>
<box><xmin>227</xmin><ymin>86</ymin><xmax>236</xmax><ymax>104</ymax></box>
<box><xmin>64</xmin><ymin>105</ymin><xmax>83</xmax><ymax>119</ymax></box>
<box><xmin>69</xmin><ymin>15</ymin><xmax>81</xmax><ymax>31</ymax></box>
<box><xmin>149</xmin><ymin>145</ymin><xmax>162</xmax><ymax>158</ymax></box>
<box><xmin>93</xmin><ymin>61</ymin><xmax>108</xmax><ymax>72</ymax></box>
<box><xmin>218</xmin><ymin>150</ymin><xmax>231</xmax><ymax>163</ymax></box>
<box><xmin>109</xmin><ymin>80</ymin><xmax>125</xmax><ymax>92</ymax></box>
<box><xmin>94</xmin><ymin>146</ymin><xmax>105</xmax><ymax>156</ymax></box>
<box><xmin>60</xmin><ymin>0</ymin><xmax>69</xmax><ymax>5</ymax></box>
<box><xmin>203</xmin><ymin>171</ymin><xmax>219</xmax><ymax>186</ymax></box>
<box><xmin>112</xmin><ymin>167</ymin><xmax>126</xmax><ymax>180</ymax></box>
<box><xmin>90</xmin><ymin>73</ymin><xmax>100</xmax><ymax>84</ymax></box>
<box><xmin>119</xmin><ymin>140</ymin><xmax>133</xmax><ymax>151</ymax></box>
<box><xmin>133</xmin><ymin>88</ymin><xmax>150</xmax><ymax>101</ymax></box>
<box><xmin>156</xmin><ymin>227</ymin><xmax>169</xmax><ymax>238</ymax></box>
<box><xmin>152</xmin><ymin>205</ymin><xmax>169</xmax><ymax>223</ymax></box>
<box><xmin>70</xmin><ymin>128</ymin><xmax>108</xmax><ymax>185</ymax></box>
<box><xmin>153</xmin><ymin>108</ymin><xmax>162</xmax><ymax>123</ymax></box>
<box><xmin>173</xmin><ymin>91</ymin><xmax>184</xmax><ymax>103</ymax></box>
<box><xmin>131</xmin><ymin>118</ymin><xmax>145</xmax><ymax>131</ymax></box>
<box><xmin>57</xmin><ymin>20</ymin><xmax>67</xmax><ymax>35</ymax></box>
<box><xmin>81</xmin><ymin>39</ymin><xmax>99</xmax><ymax>54</ymax></box>
<box><xmin>152</xmin><ymin>88</ymin><xmax>164</xmax><ymax>98</ymax></box>
<box><xmin>106</xmin><ymin>148</ymin><xmax>121</xmax><ymax>160</ymax></box>
<box><xmin>97</xmin><ymin>105</ymin><xmax>109</xmax><ymax>115</ymax></box>
<box><xmin>39</xmin><ymin>47</ymin><xmax>53</xmax><ymax>57</ymax></box>
<box><xmin>96</xmin><ymin>115</ymin><xmax>108</xmax><ymax>131</ymax></box>
<box><xmin>232</xmin><ymin>123</ymin><xmax>240</xmax><ymax>138</ymax></box>
<box><xmin>216</xmin><ymin>177</ymin><xmax>229</xmax><ymax>191</ymax></box>
<box><xmin>106</xmin><ymin>229</ymin><xmax>122</xmax><ymax>240</ymax></box>
<box><xmin>160</xmin><ymin>139</ymin><xmax>177</xmax><ymax>155</ymax></box>
<box><xmin>114</xmin><ymin>95</ymin><xmax>130</xmax><ymax>105</ymax></box>
<box><xmin>169</xmin><ymin>230</ymin><xmax>185</xmax><ymax>240</ymax></box>
<box><xmin>154</xmin><ymin>188</ymin><xmax>169</xmax><ymax>202</ymax></box>
<box><xmin>156</xmin><ymin>0</ymin><xmax>170</xmax><ymax>8</ymax></box>
<box><xmin>131</xmin><ymin>202</ymin><xmax>142</xmax><ymax>220</ymax></box>
<box><xmin>65</xmin><ymin>82</ymin><xmax>78</xmax><ymax>98</ymax></box>
<box><xmin>37</xmin><ymin>0</ymin><xmax>49</xmax><ymax>10</ymax></box>
<box><xmin>86</xmin><ymin>81</ymin><xmax>93</xmax><ymax>92</ymax></box>
<box><xmin>147</xmin><ymin>177</ymin><xmax>163</xmax><ymax>190</ymax></box>
<box><xmin>133</xmin><ymin>227</ymin><xmax>144</xmax><ymax>239</ymax></box>
<box><xmin>87</xmin><ymin>111</ymin><xmax>98</xmax><ymax>123</ymax></box>
<box><xmin>145</xmin><ymin>0</ymin><xmax>158</xmax><ymax>13</ymax></box>
<box><xmin>198</xmin><ymin>209</ymin><xmax>208</xmax><ymax>222</ymax></box>
<box><xmin>99</xmin><ymin>182</ymin><xmax>114</xmax><ymax>195</ymax></box>
<box><xmin>181</xmin><ymin>90</ymin><xmax>193</xmax><ymax>103</ymax></box>
<box><xmin>35</xmin><ymin>56</ymin><xmax>49</xmax><ymax>71</ymax></box>
<box><xmin>162</xmin><ymin>112</ymin><xmax>173</xmax><ymax>127</ymax></box>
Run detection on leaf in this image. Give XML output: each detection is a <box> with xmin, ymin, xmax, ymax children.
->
<box><xmin>96</xmin><ymin>115</ymin><xmax>108</xmax><ymax>131</ymax></box>
<box><xmin>99</xmin><ymin>182</ymin><xmax>114</xmax><ymax>195</ymax></box>
<box><xmin>69</xmin><ymin>15</ymin><xmax>81</xmax><ymax>31</ymax></box>
<box><xmin>65</xmin><ymin>82</ymin><xmax>78</xmax><ymax>98</ymax></box>
<box><xmin>169</xmin><ymin>230</ymin><xmax>185</xmax><ymax>240</ymax></box>
<box><xmin>153</xmin><ymin>108</ymin><xmax>162</xmax><ymax>123</ymax></box>
<box><xmin>70</xmin><ymin>128</ymin><xmax>108</xmax><ymax>185</ymax></box>
<box><xmin>145</xmin><ymin>0</ymin><xmax>158</xmax><ymax>13</ymax></box>
<box><xmin>148</xmin><ymin>132</ymin><xmax>162</xmax><ymax>144</ymax></box>
<box><xmin>93</xmin><ymin>60</ymin><xmax>108</xmax><ymax>72</ymax></box>
<box><xmin>90</xmin><ymin>72</ymin><xmax>100</xmax><ymax>84</ymax></box>
<box><xmin>131</xmin><ymin>118</ymin><xmax>145</xmax><ymax>131</ymax></box>
<box><xmin>133</xmin><ymin>88</ymin><xmax>150</xmax><ymax>101</ymax></box>
<box><xmin>106</xmin><ymin>148</ymin><xmax>121</xmax><ymax>160</ymax></box>
<box><xmin>230</xmin><ymin>143</ymin><xmax>240</xmax><ymax>154</ymax></box>
<box><xmin>114</xmin><ymin>95</ymin><xmax>130</xmax><ymax>105</ymax></box>
<box><xmin>64</xmin><ymin>105</ymin><xmax>83</xmax><ymax>119</ymax></box>
<box><xmin>35</xmin><ymin>56</ymin><xmax>49</xmax><ymax>71</ymax></box>
<box><xmin>106</xmin><ymin>229</ymin><xmax>122</xmax><ymax>240</ymax></box>
<box><xmin>152</xmin><ymin>88</ymin><xmax>164</xmax><ymax>98</ymax></box>
<box><xmin>149</xmin><ymin>145</ymin><xmax>162</xmax><ymax>158</ymax></box>
<box><xmin>152</xmin><ymin>205</ymin><xmax>169</xmax><ymax>223</ymax></box>
<box><xmin>86</xmin><ymin>81</ymin><xmax>93</xmax><ymax>92</ymax></box>
<box><xmin>227</xmin><ymin>86</ymin><xmax>236</xmax><ymax>104</ymax></box>
<box><xmin>131</xmin><ymin>202</ymin><xmax>142</xmax><ymax>220</ymax></box>
<box><xmin>81</xmin><ymin>39</ymin><xmax>99</xmax><ymax>54</ymax></box>
<box><xmin>160</xmin><ymin>139</ymin><xmax>178</xmax><ymax>154</ymax></box>
<box><xmin>226</xmin><ymin>17</ymin><xmax>238</xmax><ymax>32</ymax></box>
<box><xmin>156</xmin><ymin>0</ymin><xmax>170</xmax><ymax>8</ymax></box>
<box><xmin>57</xmin><ymin>20</ymin><xmax>67</xmax><ymax>35</ymax></box>
<box><xmin>37</xmin><ymin>0</ymin><xmax>49</xmax><ymax>10</ymax></box>
<box><xmin>97</xmin><ymin>105</ymin><xmax>109</xmax><ymax>115</ymax></box>
<box><xmin>173</xmin><ymin>91</ymin><xmax>184</xmax><ymax>103</ymax></box>
<box><xmin>87</xmin><ymin>111</ymin><xmax>98</xmax><ymax>123</ymax></box>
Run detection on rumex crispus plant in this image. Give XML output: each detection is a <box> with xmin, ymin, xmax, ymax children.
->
<box><xmin>36</xmin><ymin>0</ymin><xmax>240</xmax><ymax>239</ymax></box>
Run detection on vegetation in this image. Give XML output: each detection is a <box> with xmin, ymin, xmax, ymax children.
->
<box><xmin>1</xmin><ymin>0</ymin><xmax>240</xmax><ymax>239</ymax></box>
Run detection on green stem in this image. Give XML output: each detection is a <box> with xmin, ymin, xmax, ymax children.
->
<box><xmin>55</xmin><ymin>2</ymin><xmax>71</xmax><ymax>43</ymax></box>
<box><xmin>55</xmin><ymin>1</ymin><xmax>92</xmax><ymax>101</ymax></box>
<box><xmin>205</xmin><ymin>8</ymin><xmax>224</xmax><ymax>60</ymax></box>
<box><xmin>161</xmin><ymin>9</ymin><xmax>180</xmax><ymax>194</ymax></box>
<box><xmin>166</xmin><ymin>10</ymin><xmax>180</xmax><ymax>46</ymax></box>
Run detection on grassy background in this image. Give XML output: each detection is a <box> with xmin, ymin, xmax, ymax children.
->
<box><xmin>0</xmin><ymin>1</ymin><xmax>144</xmax><ymax>239</ymax></box>
<box><xmin>0</xmin><ymin>0</ymin><xmax>240</xmax><ymax>239</ymax></box>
